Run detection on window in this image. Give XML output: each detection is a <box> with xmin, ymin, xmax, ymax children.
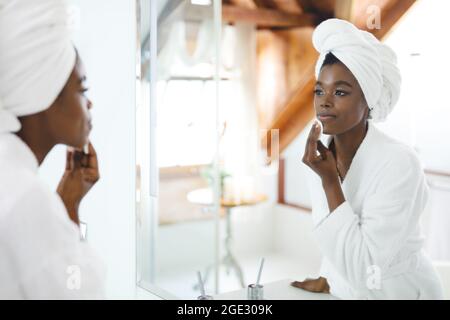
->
<box><xmin>156</xmin><ymin>78</ymin><xmax>230</xmax><ymax>168</ymax></box>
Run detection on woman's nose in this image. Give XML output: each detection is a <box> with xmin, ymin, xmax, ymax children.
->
<box><xmin>320</xmin><ymin>95</ymin><xmax>333</xmax><ymax>108</ymax></box>
<box><xmin>87</xmin><ymin>99</ymin><xmax>93</xmax><ymax>110</ymax></box>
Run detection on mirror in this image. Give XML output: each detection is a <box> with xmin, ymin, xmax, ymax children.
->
<box><xmin>137</xmin><ymin>0</ymin><xmax>275</xmax><ymax>300</ymax></box>
<box><xmin>136</xmin><ymin>0</ymin><xmax>222</xmax><ymax>299</ymax></box>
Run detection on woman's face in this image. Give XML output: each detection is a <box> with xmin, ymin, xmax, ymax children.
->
<box><xmin>44</xmin><ymin>57</ymin><xmax>92</xmax><ymax>149</ymax></box>
<box><xmin>314</xmin><ymin>62</ymin><xmax>369</xmax><ymax>135</ymax></box>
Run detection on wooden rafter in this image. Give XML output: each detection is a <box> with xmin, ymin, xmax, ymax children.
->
<box><xmin>334</xmin><ymin>0</ymin><xmax>355</xmax><ymax>21</ymax></box>
<box><xmin>296</xmin><ymin>0</ymin><xmax>335</xmax><ymax>18</ymax></box>
<box><xmin>253</xmin><ymin>0</ymin><xmax>277</xmax><ymax>9</ymax></box>
<box><xmin>223</xmin><ymin>4</ymin><xmax>317</xmax><ymax>28</ymax></box>
<box><xmin>355</xmin><ymin>0</ymin><xmax>416</xmax><ymax>38</ymax></box>
<box><xmin>229</xmin><ymin>0</ymin><xmax>257</xmax><ymax>9</ymax></box>
<box><xmin>271</xmin><ymin>0</ymin><xmax>303</xmax><ymax>14</ymax></box>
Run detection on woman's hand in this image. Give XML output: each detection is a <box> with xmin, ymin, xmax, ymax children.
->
<box><xmin>302</xmin><ymin>121</ymin><xmax>338</xmax><ymax>184</ymax></box>
<box><xmin>291</xmin><ymin>277</ymin><xmax>330</xmax><ymax>293</ymax></box>
<box><xmin>57</xmin><ymin>142</ymin><xmax>100</xmax><ymax>225</ymax></box>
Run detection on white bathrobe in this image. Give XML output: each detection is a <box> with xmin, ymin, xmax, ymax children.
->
<box><xmin>0</xmin><ymin>133</ymin><xmax>105</xmax><ymax>299</ymax></box>
<box><xmin>307</xmin><ymin>121</ymin><xmax>444</xmax><ymax>299</ymax></box>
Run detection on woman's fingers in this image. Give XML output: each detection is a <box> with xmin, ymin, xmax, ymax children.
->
<box><xmin>312</xmin><ymin>120</ymin><xmax>321</xmax><ymax>140</ymax></box>
<box><xmin>291</xmin><ymin>278</ymin><xmax>329</xmax><ymax>293</ymax></box>
<box><xmin>86</xmin><ymin>142</ymin><xmax>99</xmax><ymax>170</ymax></box>
<box><xmin>64</xmin><ymin>142</ymin><xmax>99</xmax><ymax>185</ymax></box>
<box><xmin>304</xmin><ymin>122</ymin><xmax>321</xmax><ymax>162</ymax></box>
<box><xmin>303</xmin><ymin>282</ymin><xmax>317</xmax><ymax>292</ymax></box>
<box><xmin>82</xmin><ymin>142</ymin><xmax>100</xmax><ymax>183</ymax></box>
<box><xmin>70</xmin><ymin>142</ymin><xmax>98</xmax><ymax>170</ymax></box>
<box><xmin>65</xmin><ymin>149</ymin><xmax>74</xmax><ymax>171</ymax></box>
<box><xmin>317</xmin><ymin>140</ymin><xmax>329</xmax><ymax>160</ymax></box>
<box><xmin>291</xmin><ymin>281</ymin><xmax>305</xmax><ymax>289</ymax></box>
<box><xmin>82</xmin><ymin>168</ymin><xmax>100</xmax><ymax>183</ymax></box>
<box><xmin>291</xmin><ymin>279</ymin><xmax>317</xmax><ymax>292</ymax></box>
<box><xmin>72</xmin><ymin>150</ymin><xmax>85</xmax><ymax>169</ymax></box>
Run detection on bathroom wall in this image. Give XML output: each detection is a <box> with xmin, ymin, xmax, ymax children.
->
<box><xmin>283</xmin><ymin>120</ymin><xmax>314</xmax><ymax>208</ymax></box>
<box><xmin>39</xmin><ymin>0</ymin><xmax>146</xmax><ymax>299</ymax></box>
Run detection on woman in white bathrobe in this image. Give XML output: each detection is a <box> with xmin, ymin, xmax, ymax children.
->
<box><xmin>291</xmin><ymin>19</ymin><xmax>444</xmax><ymax>299</ymax></box>
<box><xmin>0</xmin><ymin>0</ymin><xmax>104</xmax><ymax>298</ymax></box>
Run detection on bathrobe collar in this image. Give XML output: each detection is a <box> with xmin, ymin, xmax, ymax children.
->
<box><xmin>320</xmin><ymin>120</ymin><xmax>375</xmax><ymax>185</ymax></box>
<box><xmin>0</xmin><ymin>133</ymin><xmax>39</xmax><ymax>173</ymax></box>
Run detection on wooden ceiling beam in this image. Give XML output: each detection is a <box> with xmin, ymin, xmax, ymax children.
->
<box><xmin>253</xmin><ymin>0</ymin><xmax>278</xmax><ymax>9</ymax></box>
<box><xmin>334</xmin><ymin>0</ymin><xmax>355</xmax><ymax>21</ymax></box>
<box><xmin>229</xmin><ymin>0</ymin><xmax>257</xmax><ymax>9</ymax></box>
<box><xmin>354</xmin><ymin>0</ymin><xmax>416</xmax><ymax>39</ymax></box>
<box><xmin>296</xmin><ymin>0</ymin><xmax>335</xmax><ymax>17</ymax></box>
<box><xmin>223</xmin><ymin>4</ymin><xmax>318</xmax><ymax>27</ymax></box>
<box><xmin>272</xmin><ymin>0</ymin><xmax>303</xmax><ymax>14</ymax></box>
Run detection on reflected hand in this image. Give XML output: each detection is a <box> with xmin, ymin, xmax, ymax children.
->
<box><xmin>291</xmin><ymin>277</ymin><xmax>330</xmax><ymax>293</ymax></box>
<box><xmin>302</xmin><ymin>121</ymin><xmax>339</xmax><ymax>184</ymax></box>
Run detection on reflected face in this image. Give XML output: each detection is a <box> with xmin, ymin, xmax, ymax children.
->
<box><xmin>314</xmin><ymin>62</ymin><xmax>369</xmax><ymax>135</ymax></box>
<box><xmin>44</xmin><ymin>57</ymin><xmax>93</xmax><ymax>149</ymax></box>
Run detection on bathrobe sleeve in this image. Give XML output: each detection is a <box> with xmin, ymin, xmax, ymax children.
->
<box><xmin>313</xmin><ymin>149</ymin><xmax>429</xmax><ymax>290</ymax></box>
<box><xmin>0</xmin><ymin>179</ymin><xmax>105</xmax><ymax>299</ymax></box>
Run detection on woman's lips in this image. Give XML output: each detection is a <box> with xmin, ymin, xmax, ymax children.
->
<box><xmin>318</xmin><ymin>115</ymin><xmax>336</xmax><ymax>121</ymax></box>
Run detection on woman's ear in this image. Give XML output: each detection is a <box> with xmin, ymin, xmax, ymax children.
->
<box><xmin>360</xmin><ymin>96</ymin><xmax>370</xmax><ymax>120</ymax></box>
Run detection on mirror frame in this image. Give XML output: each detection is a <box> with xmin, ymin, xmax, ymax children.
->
<box><xmin>135</xmin><ymin>0</ymin><xmax>223</xmax><ymax>299</ymax></box>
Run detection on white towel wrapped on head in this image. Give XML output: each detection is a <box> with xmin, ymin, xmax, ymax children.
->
<box><xmin>0</xmin><ymin>0</ymin><xmax>76</xmax><ymax>133</ymax></box>
<box><xmin>312</xmin><ymin>18</ymin><xmax>401</xmax><ymax>122</ymax></box>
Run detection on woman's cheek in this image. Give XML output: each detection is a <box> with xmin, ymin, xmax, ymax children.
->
<box><xmin>313</xmin><ymin>97</ymin><xmax>320</xmax><ymax>108</ymax></box>
<box><xmin>73</xmin><ymin>95</ymin><xmax>89</xmax><ymax>118</ymax></box>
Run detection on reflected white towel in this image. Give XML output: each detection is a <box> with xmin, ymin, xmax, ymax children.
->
<box><xmin>0</xmin><ymin>0</ymin><xmax>76</xmax><ymax>133</ymax></box>
<box><xmin>313</xmin><ymin>18</ymin><xmax>401</xmax><ymax>122</ymax></box>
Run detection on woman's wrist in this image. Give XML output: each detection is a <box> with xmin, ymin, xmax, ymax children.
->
<box><xmin>60</xmin><ymin>197</ymin><xmax>81</xmax><ymax>226</ymax></box>
<box><xmin>321</xmin><ymin>175</ymin><xmax>346</xmax><ymax>213</ymax></box>
<box><xmin>66</xmin><ymin>205</ymin><xmax>80</xmax><ymax>226</ymax></box>
<box><xmin>321</xmin><ymin>174</ymin><xmax>340</xmax><ymax>188</ymax></box>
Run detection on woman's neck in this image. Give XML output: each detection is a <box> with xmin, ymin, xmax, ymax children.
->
<box><xmin>333</xmin><ymin>120</ymin><xmax>368</xmax><ymax>164</ymax></box>
<box><xmin>16</xmin><ymin>119</ymin><xmax>56</xmax><ymax>165</ymax></box>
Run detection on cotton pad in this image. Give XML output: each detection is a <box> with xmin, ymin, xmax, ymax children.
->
<box><xmin>315</xmin><ymin>119</ymin><xmax>323</xmax><ymax>139</ymax></box>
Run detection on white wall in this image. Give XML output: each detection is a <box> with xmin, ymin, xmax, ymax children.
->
<box><xmin>40</xmin><ymin>0</ymin><xmax>140</xmax><ymax>299</ymax></box>
<box><xmin>273</xmin><ymin>204</ymin><xmax>322</xmax><ymax>275</ymax></box>
<box><xmin>382</xmin><ymin>0</ymin><xmax>450</xmax><ymax>172</ymax></box>
<box><xmin>283</xmin><ymin>120</ymin><xmax>314</xmax><ymax>208</ymax></box>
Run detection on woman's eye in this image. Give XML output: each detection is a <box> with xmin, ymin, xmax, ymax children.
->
<box><xmin>81</xmin><ymin>88</ymin><xmax>89</xmax><ymax>96</ymax></box>
<box><xmin>335</xmin><ymin>90</ymin><xmax>348</xmax><ymax>96</ymax></box>
<box><xmin>314</xmin><ymin>89</ymin><xmax>323</xmax><ymax>96</ymax></box>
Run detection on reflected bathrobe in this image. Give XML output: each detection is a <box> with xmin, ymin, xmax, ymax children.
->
<box><xmin>0</xmin><ymin>133</ymin><xmax>105</xmax><ymax>299</ymax></box>
<box><xmin>307</xmin><ymin>121</ymin><xmax>444</xmax><ymax>299</ymax></box>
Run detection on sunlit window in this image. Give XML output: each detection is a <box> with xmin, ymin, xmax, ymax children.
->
<box><xmin>156</xmin><ymin>79</ymin><xmax>231</xmax><ymax>168</ymax></box>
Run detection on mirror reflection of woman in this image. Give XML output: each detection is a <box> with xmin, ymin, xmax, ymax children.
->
<box><xmin>292</xmin><ymin>19</ymin><xmax>443</xmax><ymax>299</ymax></box>
<box><xmin>0</xmin><ymin>0</ymin><xmax>104</xmax><ymax>298</ymax></box>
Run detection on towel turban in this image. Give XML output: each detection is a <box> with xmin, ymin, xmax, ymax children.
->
<box><xmin>312</xmin><ymin>18</ymin><xmax>401</xmax><ymax>122</ymax></box>
<box><xmin>0</xmin><ymin>0</ymin><xmax>76</xmax><ymax>133</ymax></box>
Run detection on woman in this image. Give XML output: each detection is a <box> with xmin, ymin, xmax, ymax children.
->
<box><xmin>0</xmin><ymin>0</ymin><xmax>104</xmax><ymax>298</ymax></box>
<box><xmin>291</xmin><ymin>19</ymin><xmax>443</xmax><ymax>299</ymax></box>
